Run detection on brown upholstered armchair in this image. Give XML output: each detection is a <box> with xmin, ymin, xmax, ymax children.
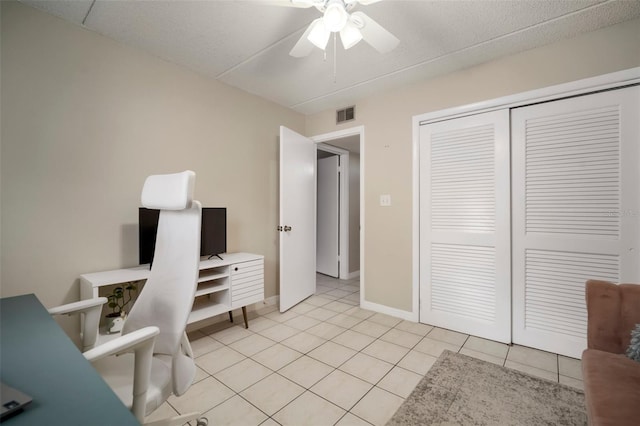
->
<box><xmin>582</xmin><ymin>279</ymin><xmax>640</xmax><ymax>426</ymax></box>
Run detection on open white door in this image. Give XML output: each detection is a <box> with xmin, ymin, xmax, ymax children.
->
<box><xmin>317</xmin><ymin>155</ymin><xmax>340</xmax><ymax>277</ymax></box>
<box><xmin>279</xmin><ymin>126</ymin><xmax>317</xmax><ymax>312</ymax></box>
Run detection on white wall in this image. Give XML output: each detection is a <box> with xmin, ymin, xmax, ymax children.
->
<box><xmin>2</xmin><ymin>0</ymin><xmax>639</xmax><ymax>326</ymax></box>
<box><xmin>306</xmin><ymin>18</ymin><xmax>640</xmax><ymax>313</ymax></box>
<box><xmin>0</xmin><ymin>1</ymin><xmax>305</xmax><ymax>328</ymax></box>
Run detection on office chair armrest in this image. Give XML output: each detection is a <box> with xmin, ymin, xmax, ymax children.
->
<box><xmin>83</xmin><ymin>326</ymin><xmax>159</xmax><ymax>362</ymax></box>
<box><xmin>84</xmin><ymin>326</ymin><xmax>160</xmax><ymax>423</ymax></box>
<box><xmin>48</xmin><ymin>297</ymin><xmax>108</xmax><ymax>316</ymax></box>
<box><xmin>48</xmin><ymin>297</ymin><xmax>107</xmax><ymax>351</ymax></box>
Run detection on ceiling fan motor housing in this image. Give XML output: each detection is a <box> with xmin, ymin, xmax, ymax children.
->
<box><xmin>323</xmin><ymin>0</ymin><xmax>349</xmax><ymax>32</ymax></box>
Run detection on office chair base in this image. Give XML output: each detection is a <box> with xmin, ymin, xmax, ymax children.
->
<box><xmin>144</xmin><ymin>412</ymin><xmax>207</xmax><ymax>426</ymax></box>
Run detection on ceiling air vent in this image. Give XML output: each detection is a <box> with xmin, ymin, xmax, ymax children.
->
<box><xmin>336</xmin><ymin>106</ymin><xmax>355</xmax><ymax>124</ymax></box>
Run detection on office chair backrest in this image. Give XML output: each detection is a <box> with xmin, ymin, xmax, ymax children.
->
<box><xmin>123</xmin><ymin>170</ymin><xmax>201</xmax><ymax>393</ymax></box>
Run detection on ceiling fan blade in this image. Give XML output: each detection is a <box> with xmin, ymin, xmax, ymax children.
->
<box><xmin>289</xmin><ymin>18</ymin><xmax>323</xmax><ymax>57</ymax></box>
<box><xmin>350</xmin><ymin>11</ymin><xmax>399</xmax><ymax>54</ymax></box>
<box><xmin>340</xmin><ymin>20</ymin><xmax>363</xmax><ymax>50</ymax></box>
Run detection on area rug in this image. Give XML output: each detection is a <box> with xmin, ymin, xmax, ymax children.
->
<box><xmin>387</xmin><ymin>350</ymin><xmax>586</xmax><ymax>426</ymax></box>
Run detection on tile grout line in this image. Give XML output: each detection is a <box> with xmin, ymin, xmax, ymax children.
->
<box><xmin>268</xmin><ymin>290</ymin><xmax>403</xmax><ymax>424</ymax></box>
<box><xmin>188</xmin><ymin>280</ymin><xmax>368</xmax><ymax>423</ymax></box>
<box><xmin>184</xmin><ymin>275</ymin><xmax>583</xmax><ymax>426</ymax></box>
<box><xmin>192</xmin><ymin>293</ymin><xmax>359</xmax><ymax>423</ymax></box>
<box><xmin>261</xmin><ymin>292</ymin><xmax>367</xmax><ymax>422</ymax></box>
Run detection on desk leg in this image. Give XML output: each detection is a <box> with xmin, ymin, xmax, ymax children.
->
<box><xmin>228</xmin><ymin>311</ymin><xmax>233</xmax><ymax>323</ymax></box>
<box><xmin>242</xmin><ymin>307</ymin><xmax>248</xmax><ymax>329</ymax></box>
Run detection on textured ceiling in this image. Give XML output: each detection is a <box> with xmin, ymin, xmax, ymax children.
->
<box><xmin>20</xmin><ymin>0</ymin><xmax>640</xmax><ymax>115</ymax></box>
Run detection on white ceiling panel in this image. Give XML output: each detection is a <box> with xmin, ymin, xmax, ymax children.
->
<box><xmin>83</xmin><ymin>1</ymin><xmax>318</xmax><ymax>77</ymax></box>
<box><xmin>21</xmin><ymin>0</ymin><xmax>93</xmax><ymax>23</ymax></box>
<box><xmin>18</xmin><ymin>0</ymin><xmax>640</xmax><ymax>115</ymax></box>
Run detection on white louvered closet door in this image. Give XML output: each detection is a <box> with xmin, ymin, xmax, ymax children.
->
<box><xmin>512</xmin><ymin>86</ymin><xmax>640</xmax><ymax>358</ymax></box>
<box><xmin>419</xmin><ymin>110</ymin><xmax>511</xmax><ymax>343</ymax></box>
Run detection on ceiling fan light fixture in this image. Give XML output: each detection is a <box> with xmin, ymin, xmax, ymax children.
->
<box><xmin>288</xmin><ymin>0</ymin><xmax>399</xmax><ymax>58</ymax></box>
<box><xmin>307</xmin><ymin>18</ymin><xmax>330</xmax><ymax>49</ymax></box>
<box><xmin>323</xmin><ymin>0</ymin><xmax>348</xmax><ymax>32</ymax></box>
<box><xmin>340</xmin><ymin>21</ymin><xmax>363</xmax><ymax>49</ymax></box>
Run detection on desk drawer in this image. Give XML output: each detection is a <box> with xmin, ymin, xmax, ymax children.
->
<box><xmin>231</xmin><ymin>260</ymin><xmax>263</xmax><ymax>276</ymax></box>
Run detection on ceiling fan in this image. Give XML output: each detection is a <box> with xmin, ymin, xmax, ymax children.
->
<box><xmin>275</xmin><ymin>0</ymin><xmax>399</xmax><ymax>57</ymax></box>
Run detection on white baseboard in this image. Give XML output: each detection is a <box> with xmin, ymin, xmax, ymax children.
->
<box><xmin>186</xmin><ymin>296</ymin><xmax>280</xmax><ymax>332</ymax></box>
<box><xmin>360</xmin><ymin>299</ymin><xmax>418</xmax><ymax>322</ymax></box>
<box><xmin>242</xmin><ymin>296</ymin><xmax>279</xmax><ymax>313</ymax></box>
<box><xmin>185</xmin><ymin>294</ymin><xmax>421</xmax><ymax>333</ymax></box>
<box><xmin>347</xmin><ymin>271</ymin><xmax>360</xmax><ymax>280</ymax></box>
<box><xmin>259</xmin><ymin>295</ymin><xmax>279</xmax><ymax>308</ymax></box>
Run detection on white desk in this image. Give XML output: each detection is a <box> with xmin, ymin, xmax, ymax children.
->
<box><xmin>80</xmin><ymin>252</ymin><xmax>264</xmax><ymax>328</ymax></box>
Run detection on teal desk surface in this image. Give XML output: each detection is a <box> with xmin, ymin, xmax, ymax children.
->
<box><xmin>0</xmin><ymin>294</ymin><xmax>139</xmax><ymax>425</ymax></box>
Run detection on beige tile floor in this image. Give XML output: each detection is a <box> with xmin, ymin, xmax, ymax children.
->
<box><xmin>148</xmin><ymin>274</ymin><xmax>584</xmax><ymax>426</ymax></box>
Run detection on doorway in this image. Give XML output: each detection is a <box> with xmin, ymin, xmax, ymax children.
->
<box><xmin>278</xmin><ymin>125</ymin><xmax>364</xmax><ymax>312</ymax></box>
<box><xmin>312</xmin><ymin>126</ymin><xmax>363</xmax><ymax>289</ymax></box>
<box><xmin>316</xmin><ymin>149</ymin><xmax>340</xmax><ymax>278</ymax></box>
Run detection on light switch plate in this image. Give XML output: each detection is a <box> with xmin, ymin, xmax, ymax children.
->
<box><xmin>380</xmin><ymin>194</ymin><xmax>391</xmax><ymax>206</ymax></box>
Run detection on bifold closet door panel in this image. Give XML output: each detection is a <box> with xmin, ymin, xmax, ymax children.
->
<box><xmin>512</xmin><ymin>86</ymin><xmax>640</xmax><ymax>358</ymax></box>
<box><xmin>419</xmin><ymin>110</ymin><xmax>511</xmax><ymax>343</ymax></box>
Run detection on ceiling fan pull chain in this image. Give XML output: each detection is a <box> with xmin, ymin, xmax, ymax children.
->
<box><xmin>333</xmin><ymin>32</ymin><xmax>337</xmax><ymax>83</ymax></box>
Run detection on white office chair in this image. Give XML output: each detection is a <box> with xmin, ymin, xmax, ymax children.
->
<box><xmin>50</xmin><ymin>170</ymin><xmax>207</xmax><ymax>426</ymax></box>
